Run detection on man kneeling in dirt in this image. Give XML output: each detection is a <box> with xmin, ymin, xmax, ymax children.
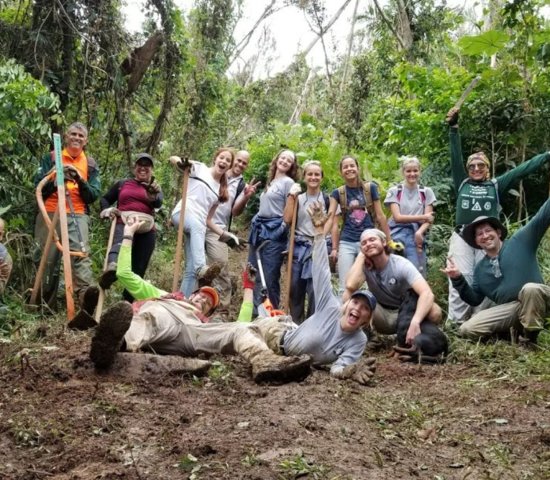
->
<box><xmin>237</xmin><ymin>201</ymin><xmax>378</xmax><ymax>385</ymax></box>
<box><xmin>89</xmin><ymin>217</ymin><xmax>311</xmax><ymax>384</ymax></box>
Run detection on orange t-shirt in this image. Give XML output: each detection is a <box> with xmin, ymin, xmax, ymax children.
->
<box><xmin>44</xmin><ymin>149</ymin><xmax>89</xmax><ymax>214</ymax></box>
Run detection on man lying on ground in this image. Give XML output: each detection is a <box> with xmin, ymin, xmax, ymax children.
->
<box><xmin>88</xmin><ymin>217</ymin><xmax>311</xmax><ymax>384</ymax></box>
<box><xmin>442</xmin><ymin>198</ymin><xmax>550</xmax><ymax>344</ymax></box>
<box><xmin>237</xmin><ymin>201</ymin><xmax>378</xmax><ymax>385</ymax></box>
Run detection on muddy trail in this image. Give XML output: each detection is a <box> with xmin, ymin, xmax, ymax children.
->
<box><xmin>1</xmin><ymin>243</ymin><xmax>549</xmax><ymax>480</ymax></box>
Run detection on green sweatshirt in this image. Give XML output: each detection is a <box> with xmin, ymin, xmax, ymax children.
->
<box><xmin>452</xmin><ymin>198</ymin><xmax>550</xmax><ymax>306</ymax></box>
<box><xmin>450</xmin><ymin>128</ymin><xmax>549</xmax><ymax>225</ymax></box>
<box><xmin>116</xmin><ymin>244</ymin><xmax>166</xmax><ymax>300</ymax></box>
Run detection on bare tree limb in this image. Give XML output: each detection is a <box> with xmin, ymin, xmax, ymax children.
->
<box><xmin>372</xmin><ymin>0</ymin><xmax>407</xmax><ymax>51</ymax></box>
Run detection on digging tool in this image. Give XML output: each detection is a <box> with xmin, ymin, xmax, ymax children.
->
<box><xmin>172</xmin><ymin>165</ymin><xmax>190</xmax><ymax>292</ymax></box>
<box><xmin>53</xmin><ymin>133</ymin><xmax>75</xmax><ymax>321</ymax></box>
<box><xmin>95</xmin><ymin>216</ymin><xmax>117</xmax><ymax>322</ymax></box>
<box><xmin>451</xmin><ymin>75</ymin><xmax>481</xmax><ymax>113</ymax></box>
<box><xmin>283</xmin><ymin>198</ymin><xmax>299</xmax><ymax>312</ymax></box>
<box><xmin>256</xmin><ymin>240</ymin><xmax>285</xmax><ymax>317</ymax></box>
<box><xmin>29</xmin><ymin>210</ymin><xmax>59</xmax><ymax>306</ymax></box>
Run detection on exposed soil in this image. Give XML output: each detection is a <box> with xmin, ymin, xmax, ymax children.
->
<box><xmin>1</xmin><ymin>246</ymin><xmax>549</xmax><ymax>479</ymax></box>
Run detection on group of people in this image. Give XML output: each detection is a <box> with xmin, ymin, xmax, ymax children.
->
<box><xmin>1</xmin><ymin>106</ymin><xmax>548</xmax><ymax>384</ymax></box>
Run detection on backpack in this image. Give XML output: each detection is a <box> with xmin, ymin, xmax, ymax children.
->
<box><xmin>396</xmin><ymin>184</ymin><xmax>427</xmax><ymax>213</ymax></box>
<box><xmin>338</xmin><ymin>181</ymin><xmax>375</xmax><ymax>219</ymax></box>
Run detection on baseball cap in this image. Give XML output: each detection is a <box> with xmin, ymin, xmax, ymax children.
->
<box><xmin>350</xmin><ymin>290</ymin><xmax>377</xmax><ymax>311</ymax></box>
<box><xmin>135</xmin><ymin>152</ymin><xmax>154</xmax><ymax>166</ymax></box>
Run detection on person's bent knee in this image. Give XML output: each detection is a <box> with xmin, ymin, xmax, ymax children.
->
<box><xmin>458</xmin><ymin>321</ymin><xmax>481</xmax><ymax>339</ymax></box>
<box><xmin>428</xmin><ymin>303</ymin><xmax>442</xmax><ymax>324</ymax></box>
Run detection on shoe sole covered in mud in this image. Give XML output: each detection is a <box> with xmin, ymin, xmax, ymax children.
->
<box><xmin>252</xmin><ymin>354</ymin><xmax>312</xmax><ymax>384</ymax></box>
<box><xmin>90</xmin><ymin>301</ymin><xmax>133</xmax><ymax>370</ymax></box>
<box><xmin>99</xmin><ymin>269</ymin><xmax>118</xmax><ymax>290</ymax></box>
<box><xmin>197</xmin><ymin>263</ymin><xmax>222</xmax><ymax>286</ymax></box>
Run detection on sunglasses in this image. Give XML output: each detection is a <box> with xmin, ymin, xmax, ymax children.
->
<box><xmin>468</xmin><ymin>163</ymin><xmax>487</xmax><ymax>171</ymax></box>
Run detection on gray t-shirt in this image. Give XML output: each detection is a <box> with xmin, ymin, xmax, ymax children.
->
<box><xmin>284</xmin><ymin>234</ymin><xmax>367</xmax><ymax>375</ymax></box>
<box><xmin>295</xmin><ymin>192</ymin><xmax>327</xmax><ymax>238</ymax></box>
<box><xmin>258</xmin><ymin>176</ymin><xmax>294</xmax><ymax>218</ymax></box>
<box><xmin>384</xmin><ymin>184</ymin><xmax>435</xmax><ymax>227</ymax></box>
<box><xmin>212</xmin><ymin>175</ymin><xmax>243</xmax><ymax>228</ymax></box>
<box><xmin>363</xmin><ymin>255</ymin><xmax>422</xmax><ymax>309</ymax></box>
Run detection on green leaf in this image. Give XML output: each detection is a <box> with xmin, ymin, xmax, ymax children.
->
<box><xmin>458</xmin><ymin>30</ymin><xmax>510</xmax><ymax>56</ymax></box>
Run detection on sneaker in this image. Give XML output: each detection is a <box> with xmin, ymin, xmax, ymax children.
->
<box><xmin>90</xmin><ymin>301</ymin><xmax>133</xmax><ymax>370</ymax></box>
<box><xmin>99</xmin><ymin>262</ymin><xmax>118</xmax><ymax>290</ymax></box>
<box><xmin>252</xmin><ymin>353</ymin><xmax>311</xmax><ymax>384</ymax></box>
<box><xmin>196</xmin><ymin>263</ymin><xmax>222</xmax><ymax>285</ymax></box>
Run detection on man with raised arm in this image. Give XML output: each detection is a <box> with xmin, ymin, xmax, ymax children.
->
<box><xmin>442</xmin><ymin>198</ymin><xmax>550</xmax><ymax>344</ymax></box>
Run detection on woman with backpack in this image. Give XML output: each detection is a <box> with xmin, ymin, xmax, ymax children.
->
<box><xmin>171</xmin><ymin>148</ymin><xmax>239</xmax><ymax>297</ymax></box>
<box><xmin>446</xmin><ymin>107</ymin><xmax>550</xmax><ymax>325</ymax></box>
<box><xmin>384</xmin><ymin>156</ymin><xmax>436</xmax><ymax>277</ymax></box>
<box><xmin>99</xmin><ymin>153</ymin><xmax>163</xmax><ymax>301</ymax></box>
<box><xmin>248</xmin><ymin>149</ymin><xmax>299</xmax><ymax>315</ymax></box>
<box><xmin>329</xmin><ymin>155</ymin><xmax>391</xmax><ymax>292</ymax></box>
<box><xmin>283</xmin><ymin>160</ymin><xmax>332</xmax><ymax>323</ymax></box>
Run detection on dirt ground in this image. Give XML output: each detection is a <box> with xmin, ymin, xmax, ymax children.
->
<box><xmin>1</xmin><ymin>331</ymin><xmax>549</xmax><ymax>480</ymax></box>
<box><xmin>1</xmin><ymin>246</ymin><xmax>549</xmax><ymax>480</ymax></box>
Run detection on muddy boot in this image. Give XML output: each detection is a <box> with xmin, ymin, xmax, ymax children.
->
<box><xmin>99</xmin><ymin>262</ymin><xmax>118</xmax><ymax>290</ymax></box>
<box><xmin>251</xmin><ymin>352</ymin><xmax>311</xmax><ymax>384</ymax></box>
<box><xmin>90</xmin><ymin>301</ymin><xmax>133</xmax><ymax>370</ymax></box>
<box><xmin>197</xmin><ymin>263</ymin><xmax>222</xmax><ymax>287</ymax></box>
<box><xmin>69</xmin><ymin>286</ymin><xmax>100</xmax><ymax>331</ymax></box>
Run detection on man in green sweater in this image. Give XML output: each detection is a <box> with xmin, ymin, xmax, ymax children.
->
<box><xmin>442</xmin><ymin>198</ymin><xmax>550</xmax><ymax>343</ymax></box>
<box><xmin>445</xmin><ymin>107</ymin><xmax>550</xmax><ymax>325</ymax></box>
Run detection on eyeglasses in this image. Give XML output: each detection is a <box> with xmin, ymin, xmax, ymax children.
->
<box><xmin>468</xmin><ymin>163</ymin><xmax>487</xmax><ymax>172</ymax></box>
<box><xmin>489</xmin><ymin>257</ymin><xmax>502</xmax><ymax>278</ymax></box>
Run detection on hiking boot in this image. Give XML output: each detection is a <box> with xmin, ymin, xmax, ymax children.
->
<box><xmin>81</xmin><ymin>285</ymin><xmax>100</xmax><ymax>315</ymax></box>
<box><xmin>90</xmin><ymin>301</ymin><xmax>133</xmax><ymax>370</ymax></box>
<box><xmin>68</xmin><ymin>310</ymin><xmax>97</xmax><ymax>331</ymax></box>
<box><xmin>251</xmin><ymin>352</ymin><xmax>311</xmax><ymax>384</ymax></box>
<box><xmin>99</xmin><ymin>262</ymin><xmax>118</xmax><ymax>290</ymax></box>
<box><xmin>518</xmin><ymin>329</ymin><xmax>540</xmax><ymax>349</ymax></box>
<box><xmin>196</xmin><ymin>263</ymin><xmax>222</xmax><ymax>286</ymax></box>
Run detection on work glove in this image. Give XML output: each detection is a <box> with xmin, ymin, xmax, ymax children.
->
<box><xmin>387</xmin><ymin>239</ymin><xmax>405</xmax><ymax>253</ymax></box>
<box><xmin>289</xmin><ymin>182</ymin><xmax>302</xmax><ymax>197</ymax></box>
<box><xmin>333</xmin><ymin>357</ymin><xmax>376</xmax><ymax>385</ymax></box>
<box><xmin>445</xmin><ymin>107</ymin><xmax>459</xmax><ymax>126</ymax></box>
<box><xmin>144</xmin><ymin>178</ymin><xmax>161</xmax><ymax>195</ymax></box>
<box><xmin>63</xmin><ymin>165</ymin><xmax>81</xmax><ymax>181</ymax></box>
<box><xmin>219</xmin><ymin>231</ymin><xmax>247</xmax><ymax>251</ymax></box>
<box><xmin>100</xmin><ymin>207</ymin><xmax>120</xmax><ymax>219</ymax></box>
<box><xmin>169</xmin><ymin>155</ymin><xmax>192</xmax><ymax>171</ymax></box>
<box><xmin>242</xmin><ymin>263</ymin><xmax>256</xmax><ymax>290</ymax></box>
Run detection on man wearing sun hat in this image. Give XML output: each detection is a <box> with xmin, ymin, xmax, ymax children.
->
<box><xmin>442</xmin><ymin>198</ymin><xmax>550</xmax><ymax>344</ymax></box>
<box><xmin>87</xmin><ymin>218</ymin><xmax>312</xmax><ymax>384</ymax></box>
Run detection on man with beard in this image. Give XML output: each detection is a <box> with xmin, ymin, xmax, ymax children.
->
<box><xmin>345</xmin><ymin>228</ymin><xmax>442</xmax><ymax>345</ymax></box>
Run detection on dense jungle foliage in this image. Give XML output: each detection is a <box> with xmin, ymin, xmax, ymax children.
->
<box><xmin>1</xmin><ymin>0</ymin><xmax>549</xmax><ymax>316</ymax></box>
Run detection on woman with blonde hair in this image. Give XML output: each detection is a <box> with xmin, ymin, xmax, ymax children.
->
<box><xmin>384</xmin><ymin>156</ymin><xmax>436</xmax><ymax>276</ymax></box>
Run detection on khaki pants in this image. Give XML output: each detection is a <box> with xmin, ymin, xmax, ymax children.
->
<box><xmin>459</xmin><ymin>283</ymin><xmax>550</xmax><ymax>339</ymax></box>
<box><xmin>205</xmin><ymin>229</ymin><xmax>231</xmax><ymax>311</ymax></box>
<box><xmin>124</xmin><ymin>301</ymin><xmax>280</xmax><ymax>362</ymax></box>
<box><xmin>372</xmin><ymin>305</ymin><xmax>399</xmax><ymax>334</ymax></box>
<box><xmin>33</xmin><ymin>212</ymin><xmax>94</xmax><ymax>306</ymax></box>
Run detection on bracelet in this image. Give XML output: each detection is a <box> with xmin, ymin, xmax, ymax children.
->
<box><xmin>123</xmin><ymin>235</ymin><xmax>134</xmax><ymax>241</ymax></box>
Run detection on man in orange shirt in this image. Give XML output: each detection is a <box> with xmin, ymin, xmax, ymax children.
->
<box><xmin>34</xmin><ymin>122</ymin><xmax>101</xmax><ymax>309</ymax></box>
